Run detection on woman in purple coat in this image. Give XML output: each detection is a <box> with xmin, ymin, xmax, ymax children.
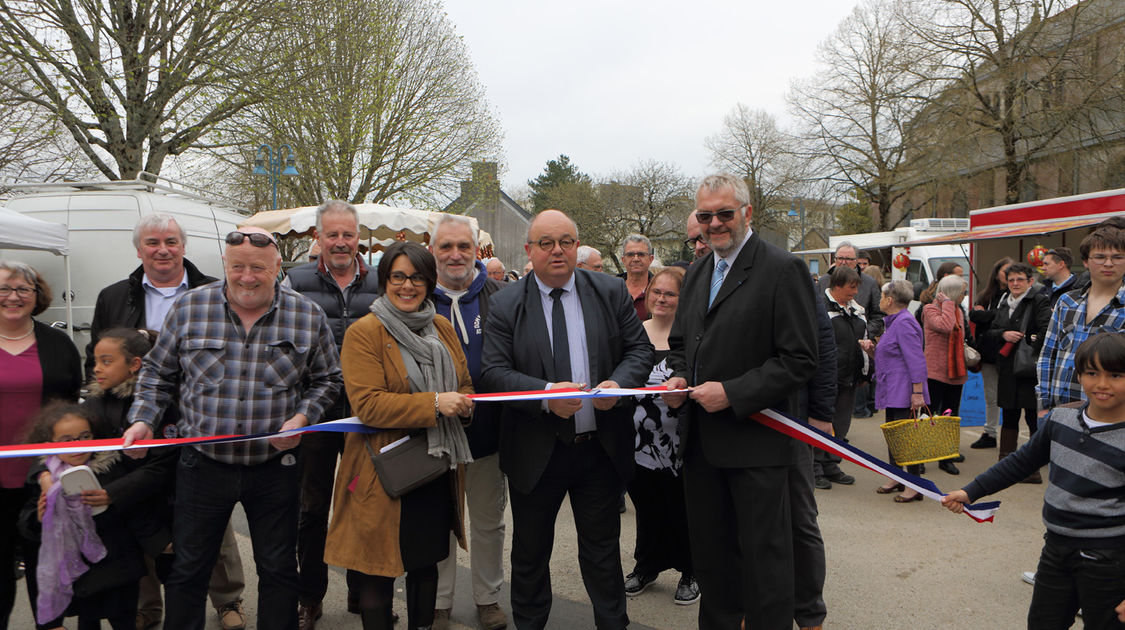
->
<box><xmin>873</xmin><ymin>279</ymin><xmax>931</xmax><ymax>502</ymax></box>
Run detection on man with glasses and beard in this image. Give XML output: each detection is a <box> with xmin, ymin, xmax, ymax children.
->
<box><xmin>663</xmin><ymin>175</ymin><xmax>819</xmax><ymax>630</ymax></box>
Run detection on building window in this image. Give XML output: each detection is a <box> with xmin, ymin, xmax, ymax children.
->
<box><xmin>951</xmin><ymin>190</ymin><xmax>968</xmax><ymax>218</ymax></box>
<box><xmin>1104</xmin><ymin>154</ymin><xmax>1125</xmax><ymax>190</ymax></box>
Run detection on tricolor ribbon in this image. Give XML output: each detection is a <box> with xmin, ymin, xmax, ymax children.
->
<box><xmin>4</xmin><ymin>387</ymin><xmax>998</xmax><ymax>521</ymax></box>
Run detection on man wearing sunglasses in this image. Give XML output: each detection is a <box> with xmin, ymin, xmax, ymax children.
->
<box><xmin>123</xmin><ymin>225</ymin><xmax>343</xmax><ymax>630</ymax></box>
<box><xmin>481</xmin><ymin>209</ymin><xmax>653</xmax><ymax>630</ymax></box>
<box><xmin>84</xmin><ymin>213</ymin><xmax>250</xmax><ymax>630</ymax></box>
<box><xmin>816</xmin><ymin>242</ymin><xmax>884</xmax><ymax>338</ymax></box>
<box><xmin>662</xmin><ymin>174</ymin><xmax>819</xmax><ymax>630</ymax></box>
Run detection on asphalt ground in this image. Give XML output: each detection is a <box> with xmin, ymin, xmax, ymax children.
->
<box><xmin>14</xmin><ymin>414</ymin><xmax>1076</xmax><ymax>629</ymax></box>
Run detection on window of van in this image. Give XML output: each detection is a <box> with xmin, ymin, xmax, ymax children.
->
<box><xmin>927</xmin><ymin>257</ymin><xmax>971</xmax><ymax>280</ymax></box>
<box><xmin>905</xmin><ymin>260</ymin><xmax>927</xmax><ymax>285</ymax></box>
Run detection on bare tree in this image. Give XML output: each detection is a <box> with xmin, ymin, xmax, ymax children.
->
<box><xmin>900</xmin><ymin>0</ymin><xmax>1125</xmax><ymax>205</ymax></box>
<box><xmin>789</xmin><ymin>0</ymin><xmax>935</xmax><ymax>230</ymax></box>
<box><xmin>0</xmin><ymin>61</ymin><xmax>93</xmax><ymax>183</ymax></box>
<box><xmin>0</xmin><ymin>0</ymin><xmax>295</xmax><ymax>180</ymax></box>
<box><xmin>705</xmin><ymin>105</ymin><xmax>805</xmax><ymax>232</ymax></box>
<box><xmin>215</xmin><ymin>0</ymin><xmax>502</xmax><ymax>210</ymax></box>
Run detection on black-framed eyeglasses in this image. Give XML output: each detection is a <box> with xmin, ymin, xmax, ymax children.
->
<box><xmin>695</xmin><ymin>208</ymin><xmax>739</xmax><ymax>224</ymax></box>
<box><xmin>225</xmin><ymin>231</ymin><xmax>278</xmax><ymax>249</ymax></box>
<box><xmin>529</xmin><ymin>238</ymin><xmax>577</xmax><ymax>252</ymax></box>
<box><xmin>387</xmin><ymin>271</ymin><xmax>428</xmax><ymax>286</ymax></box>
<box><xmin>683</xmin><ymin>235</ymin><xmax>703</xmax><ymax>249</ymax></box>
<box><xmin>55</xmin><ymin>431</ymin><xmax>94</xmax><ymax>443</ymax></box>
<box><xmin>622</xmin><ymin>251</ymin><xmax>651</xmax><ymax>259</ymax></box>
<box><xmin>0</xmin><ymin>286</ymin><xmax>36</xmax><ymax>298</ymax></box>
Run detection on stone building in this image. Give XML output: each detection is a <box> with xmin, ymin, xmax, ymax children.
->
<box><xmin>444</xmin><ymin>162</ymin><xmax>532</xmax><ymax>272</ymax></box>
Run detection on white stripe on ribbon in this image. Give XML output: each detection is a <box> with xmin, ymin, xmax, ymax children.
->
<box><xmin>3</xmin><ymin>387</ymin><xmax>999</xmax><ymax>522</ymax></box>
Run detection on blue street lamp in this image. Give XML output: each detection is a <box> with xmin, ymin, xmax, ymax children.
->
<box><xmin>252</xmin><ymin>144</ymin><xmax>299</xmax><ymax>210</ymax></box>
<box><xmin>788</xmin><ymin>197</ymin><xmax>806</xmax><ymax>252</ymax></box>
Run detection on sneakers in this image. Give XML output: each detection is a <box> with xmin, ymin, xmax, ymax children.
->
<box><xmin>1021</xmin><ymin>571</ymin><xmax>1036</xmax><ymax>585</ymax></box>
<box><xmin>814</xmin><ymin>476</ymin><xmax>832</xmax><ymax>490</ymax></box>
<box><xmin>432</xmin><ymin>608</ymin><xmax>451</xmax><ymax>630</ymax></box>
<box><xmin>825</xmin><ymin>471</ymin><xmax>855</xmax><ymax>485</ymax></box>
<box><xmin>624</xmin><ymin>571</ymin><xmax>658</xmax><ymax>597</ymax></box>
<box><xmin>673</xmin><ymin>574</ymin><xmax>700</xmax><ymax>605</ymax></box>
<box><xmin>970</xmin><ymin>433</ymin><xmax>997</xmax><ymax>449</ymax></box>
<box><xmin>298</xmin><ymin>602</ymin><xmax>322</xmax><ymax>630</ymax></box>
<box><xmin>477</xmin><ymin>603</ymin><xmax>508</xmax><ymax>630</ymax></box>
<box><xmin>217</xmin><ymin>600</ymin><xmax>246</xmax><ymax>630</ymax></box>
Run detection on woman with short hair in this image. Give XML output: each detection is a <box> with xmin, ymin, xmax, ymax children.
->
<box><xmin>873</xmin><ymin>280</ymin><xmax>930</xmax><ymax>502</ymax></box>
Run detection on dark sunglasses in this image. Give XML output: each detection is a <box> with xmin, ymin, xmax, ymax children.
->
<box><xmin>695</xmin><ymin>208</ymin><xmax>739</xmax><ymax>224</ymax></box>
<box><xmin>226</xmin><ymin>231</ymin><xmax>278</xmax><ymax>248</ymax></box>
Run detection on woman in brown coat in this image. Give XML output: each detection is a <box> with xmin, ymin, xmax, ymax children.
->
<box><xmin>325</xmin><ymin>242</ymin><xmax>474</xmax><ymax>630</ymax></box>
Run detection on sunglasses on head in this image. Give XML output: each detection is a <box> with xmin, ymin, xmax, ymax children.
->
<box><xmin>225</xmin><ymin>231</ymin><xmax>277</xmax><ymax>248</ymax></box>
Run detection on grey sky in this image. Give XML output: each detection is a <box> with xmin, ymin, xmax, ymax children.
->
<box><xmin>442</xmin><ymin>0</ymin><xmax>860</xmax><ymax>193</ymax></box>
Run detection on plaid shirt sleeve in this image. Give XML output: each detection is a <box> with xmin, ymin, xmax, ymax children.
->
<box><xmin>1036</xmin><ymin>298</ymin><xmax>1067</xmax><ymax>410</ymax></box>
<box><xmin>293</xmin><ymin>305</ymin><xmax>343</xmax><ymax>424</ymax></box>
<box><xmin>128</xmin><ymin>297</ymin><xmax>188</xmax><ymax>430</ymax></box>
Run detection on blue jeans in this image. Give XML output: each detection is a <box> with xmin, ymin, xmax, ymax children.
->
<box><xmin>164</xmin><ymin>448</ymin><xmax>301</xmax><ymax>630</ymax></box>
<box><xmin>1028</xmin><ymin>540</ymin><xmax>1125</xmax><ymax>630</ymax></box>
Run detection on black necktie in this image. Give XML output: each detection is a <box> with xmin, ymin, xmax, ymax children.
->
<box><xmin>550</xmin><ymin>288</ymin><xmax>571</xmax><ymax>382</ymax></box>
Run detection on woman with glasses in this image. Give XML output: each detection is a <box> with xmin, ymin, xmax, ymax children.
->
<box><xmin>622</xmin><ymin>267</ymin><xmax>699</xmax><ymax>606</ymax></box>
<box><xmin>0</xmin><ymin>260</ymin><xmax>82</xmax><ymax>628</ymax></box>
<box><xmin>980</xmin><ymin>262</ymin><xmax>1051</xmax><ymax>483</ymax></box>
<box><xmin>325</xmin><ymin>242</ymin><xmax>475</xmax><ymax>630</ymax></box>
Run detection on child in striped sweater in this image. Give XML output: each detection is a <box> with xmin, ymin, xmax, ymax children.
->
<box><xmin>943</xmin><ymin>331</ymin><xmax>1125</xmax><ymax>630</ymax></box>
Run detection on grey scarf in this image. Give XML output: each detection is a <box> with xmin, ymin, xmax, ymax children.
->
<box><xmin>370</xmin><ymin>296</ymin><xmax>472</xmax><ymax>465</ymax></box>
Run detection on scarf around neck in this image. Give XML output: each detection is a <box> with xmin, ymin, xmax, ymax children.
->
<box><xmin>370</xmin><ymin>296</ymin><xmax>472</xmax><ymax>465</ymax></box>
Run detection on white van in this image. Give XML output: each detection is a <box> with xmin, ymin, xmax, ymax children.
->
<box><xmin>0</xmin><ymin>174</ymin><xmax>248</xmax><ymax>354</ymax></box>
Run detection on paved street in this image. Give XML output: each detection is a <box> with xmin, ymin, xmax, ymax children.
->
<box><xmin>14</xmin><ymin>415</ymin><xmax>1077</xmax><ymax>629</ymax></box>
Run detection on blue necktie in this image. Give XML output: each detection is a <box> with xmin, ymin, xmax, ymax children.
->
<box><xmin>709</xmin><ymin>259</ymin><xmax>728</xmax><ymax>307</ymax></box>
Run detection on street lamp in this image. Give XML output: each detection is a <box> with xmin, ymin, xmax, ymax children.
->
<box><xmin>788</xmin><ymin>197</ymin><xmax>806</xmax><ymax>251</ymax></box>
<box><xmin>252</xmin><ymin>144</ymin><xmax>299</xmax><ymax>210</ymax></box>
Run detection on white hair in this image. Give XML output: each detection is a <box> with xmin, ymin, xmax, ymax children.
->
<box><xmin>577</xmin><ymin>245</ymin><xmax>601</xmax><ymax>265</ymax></box>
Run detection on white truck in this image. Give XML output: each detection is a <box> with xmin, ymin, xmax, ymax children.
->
<box><xmin>828</xmin><ymin>218</ymin><xmax>972</xmax><ymax>293</ymax></box>
<box><xmin>0</xmin><ymin>174</ymin><xmax>248</xmax><ymax>354</ymax></box>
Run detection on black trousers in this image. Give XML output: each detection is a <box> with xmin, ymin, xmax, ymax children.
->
<box><xmin>683</xmin><ymin>434</ymin><xmax>793</xmax><ymax>630</ymax></box>
<box><xmin>1028</xmin><ymin>541</ymin><xmax>1125</xmax><ymax>630</ymax></box>
<box><xmin>1002</xmin><ymin>407</ymin><xmax>1039</xmax><ymax>434</ymax></box>
<box><xmin>814</xmin><ymin>385</ymin><xmax>856</xmax><ymax>477</ymax></box>
<box><xmin>297</xmin><ymin>431</ymin><xmax>354</xmax><ymax>606</ymax></box>
<box><xmin>791</xmin><ymin>444</ymin><xmax>826</xmax><ymax>628</ymax></box>
<box><xmin>926</xmin><ymin>379</ymin><xmax>963</xmax><ymax>416</ymax></box>
<box><xmin>508</xmin><ymin>439</ymin><xmax>627</xmax><ymax>630</ymax></box>
<box><xmin>626</xmin><ymin>465</ymin><xmax>691</xmax><ymax>577</ymax></box>
<box><xmin>348</xmin><ymin>566</ymin><xmax>438</xmax><ymax>630</ymax></box>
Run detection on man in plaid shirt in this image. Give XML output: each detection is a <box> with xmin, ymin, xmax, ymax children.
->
<box><xmin>124</xmin><ymin>226</ymin><xmax>342</xmax><ymax>630</ymax></box>
<box><xmin>1037</xmin><ymin>225</ymin><xmax>1125</xmax><ymax>412</ymax></box>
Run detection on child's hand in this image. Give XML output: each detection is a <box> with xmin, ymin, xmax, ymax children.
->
<box><xmin>941</xmin><ymin>490</ymin><xmax>970</xmax><ymax>514</ymax></box>
<box><xmin>37</xmin><ymin>471</ymin><xmax>52</xmax><ymax>495</ymax></box>
<box><xmin>36</xmin><ymin>491</ymin><xmax>46</xmax><ymax>522</ymax></box>
<box><xmin>1117</xmin><ymin>598</ymin><xmax>1125</xmax><ymax>622</ymax></box>
<box><xmin>80</xmin><ymin>489</ymin><xmax>111</xmax><ymax>507</ymax></box>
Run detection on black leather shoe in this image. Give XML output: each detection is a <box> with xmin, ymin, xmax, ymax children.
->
<box><xmin>624</xmin><ymin>571</ymin><xmax>658</xmax><ymax>596</ymax></box>
<box><xmin>939</xmin><ymin>460</ymin><xmax>960</xmax><ymax>475</ymax></box>
<box><xmin>970</xmin><ymin>434</ymin><xmax>997</xmax><ymax>449</ymax></box>
<box><xmin>814</xmin><ymin>476</ymin><xmax>832</xmax><ymax>490</ymax></box>
<box><xmin>825</xmin><ymin>472</ymin><xmax>855</xmax><ymax>485</ymax></box>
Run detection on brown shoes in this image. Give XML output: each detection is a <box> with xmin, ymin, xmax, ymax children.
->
<box><xmin>217</xmin><ymin>600</ymin><xmax>246</xmax><ymax>630</ymax></box>
<box><xmin>298</xmin><ymin>601</ymin><xmax>323</xmax><ymax>630</ymax></box>
<box><xmin>432</xmin><ymin>608</ymin><xmax>451</xmax><ymax>630</ymax></box>
<box><xmin>477</xmin><ymin>603</ymin><xmax>508</xmax><ymax>630</ymax></box>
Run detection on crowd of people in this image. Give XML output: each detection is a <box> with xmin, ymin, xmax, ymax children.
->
<box><xmin>0</xmin><ymin>175</ymin><xmax>1123</xmax><ymax>630</ymax></box>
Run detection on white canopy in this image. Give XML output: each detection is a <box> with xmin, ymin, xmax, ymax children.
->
<box><xmin>0</xmin><ymin>207</ymin><xmax>73</xmax><ymax>337</ymax></box>
<box><xmin>240</xmin><ymin>203</ymin><xmax>493</xmax><ymax>249</ymax></box>
<box><xmin>0</xmin><ymin>207</ymin><xmax>70</xmax><ymax>255</ymax></box>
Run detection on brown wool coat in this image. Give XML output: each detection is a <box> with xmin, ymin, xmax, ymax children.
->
<box><xmin>324</xmin><ymin>313</ymin><xmax>471</xmax><ymax>577</ymax></box>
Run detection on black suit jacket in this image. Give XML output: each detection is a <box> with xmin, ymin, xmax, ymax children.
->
<box><xmin>668</xmin><ymin>231</ymin><xmax>819</xmax><ymax>468</ymax></box>
<box><xmin>481</xmin><ymin>269</ymin><xmax>654</xmax><ymax>494</ymax></box>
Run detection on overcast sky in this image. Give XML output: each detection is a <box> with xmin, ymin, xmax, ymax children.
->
<box><xmin>441</xmin><ymin>0</ymin><xmax>861</xmax><ymax>194</ymax></box>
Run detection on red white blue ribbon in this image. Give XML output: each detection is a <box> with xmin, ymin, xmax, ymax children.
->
<box><xmin>3</xmin><ymin>386</ymin><xmax>998</xmax><ymax>521</ymax></box>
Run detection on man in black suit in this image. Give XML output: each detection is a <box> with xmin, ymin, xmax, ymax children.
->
<box><xmin>481</xmin><ymin>209</ymin><xmax>653</xmax><ymax>630</ymax></box>
<box><xmin>664</xmin><ymin>174</ymin><xmax>819</xmax><ymax>630</ymax></box>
